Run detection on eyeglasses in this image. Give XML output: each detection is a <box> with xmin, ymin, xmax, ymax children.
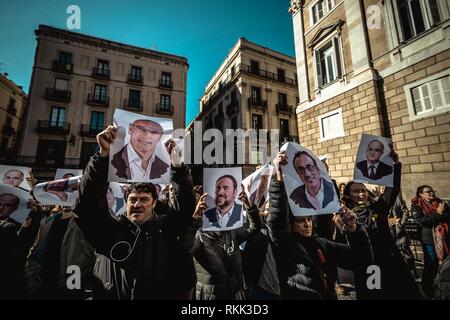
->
<box><xmin>422</xmin><ymin>190</ymin><xmax>434</xmax><ymax>194</ymax></box>
<box><xmin>132</xmin><ymin>124</ymin><xmax>163</xmax><ymax>135</ymax></box>
<box><xmin>295</xmin><ymin>164</ymin><xmax>317</xmax><ymax>174</ymax></box>
<box><xmin>367</xmin><ymin>147</ymin><xmax>383</xmax><ymax>153</ymax></box>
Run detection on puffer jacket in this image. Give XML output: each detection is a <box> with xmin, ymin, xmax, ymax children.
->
<box><xmin>267</xmin><ymin>179</ymin><xmax>373</xmax><ymax>300</ymax></box>
<box><xmin>191</xmin><ymin>205</ymin><xmax>262</xmax><ymax>300</ymax></box>
<box><xmin>74</xmin><ymin>153</ymin><xmax>196</xmax><ymax>300</ymax></box>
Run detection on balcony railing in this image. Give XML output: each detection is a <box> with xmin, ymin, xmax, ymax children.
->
<box><xmin>248</xmin><ymin>98</ymin><xmax>267</xmax><ymax>109</ymax></box>
<box><xmin>91</xmin><ymin>67</ymin><xmax>111</xmax><ymax>80</ymax></box>
<box><xmin>226</xmin><ymin>100</ymin><xmax>239</xmax><ymax>116</ymax></box>
<box><xmin>158</xmin><ymin>79</ymin><xmax>173</xmax><ymax>89</ymax></box>
<box><xmin>80</xmin><ymin>124</ymin><xmax>104</xmax><ymax>137</ymax></box>
<box><xmin>7</xmin><ymin>105</ymin><xmax>17</xmax><ymax>116</ymax></box>
<box><xmin>2</xmin><ymin>125</ymin><xmax>15</xmax><ymax>136</ymax></box>
<box><xmin>127</xmin><ymin>73</ymin><xmax>143</xmax><ymax>85</ymax></box>
<box><xmin>241</xmin><ymin>64</ymin><xmax>297</xmax><ymax>86</ymax></box>
<box><xmin>37</xmin><ymin>120</ymin><xmax>70</xmax><ymax>134</ymax></box>
<box><xmin>123</xmin><ymin>99</ymin><xmax>143</xmax><ymax>111</ymax></box>
<box><xmin>155</xmin><ymin>103</ymin><xmax>174</xmax><ymax>115</ymax></box>
<box><xmin>45</xmin><ymin>87</ymin><xmax>71</xmax><ymax>102</ymax></box>
<box><xmin>52</xmin><ymin>60</ymin><xmax>73</xmax><ymax>74</ymax></box>
<box><xmin>1</xmin><ymin>156</ymin><xmax>81</xmax><ymax>169</ymax></box>
<box><xmin>276</xmin><ymin>104</ymin><xmax>293</xmax><ymax>115</ymax></box>
<box><xmin>87</xmin><ymin>94</ymin><xmax>109</xmax><ymax>107</ymax></box>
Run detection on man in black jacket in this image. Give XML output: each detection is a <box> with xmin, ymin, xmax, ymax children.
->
<box><xmin>75</xmin><ymin>126</ymin><xmax>196</xmax><ymax>300</ymax></box>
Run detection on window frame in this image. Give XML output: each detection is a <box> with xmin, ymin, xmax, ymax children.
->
<box><xmin>313</xmin><ymin>34</ymin><xmax>344</xmax><ymax>89</ymax></box>
<box><xmin>160</xmin><ymin>94</ymin><xmax>171</xmax><ymax>111</ymax></box>
<box><xmin>318</xmin><ymin>107</ymin><xmax>345</xmax><ymax>141</ymax></box>
<box><xmin>49</xmin><ymin>106</ymin><xmax>66</xmax><ymax>127</ymax></box>
<box><xmin>404</xmin><ymin>69</ymin><xmax>450</xmax><ymax>121</ymax></box>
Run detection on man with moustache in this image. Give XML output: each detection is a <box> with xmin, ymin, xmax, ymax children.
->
<box><xmin>111</xmin><ymin>118</ymin><xmax>169</xmax><ymax>181</ymax></box>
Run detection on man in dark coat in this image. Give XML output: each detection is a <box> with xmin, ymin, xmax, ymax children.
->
<box><xmin>75</xmin><ymin>125</ymin><xmax>196</xmax><ymax>300</ymax></box>
<box><xmin>356</xmin><ymin>139</ymin><xmax>393</xmax><ymax>180</ymax></box>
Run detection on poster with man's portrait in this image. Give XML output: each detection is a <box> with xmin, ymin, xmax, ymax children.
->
<box><xmin>55</xmin><ymin>169</ymin><xmax>83</xmax><ymax>180</ymax></box>
<box><xmin>34</xmin><ymin>175</ymin><xmax>81</xmax><ymax>207</ymax></box>
<box><xmin>354</xmin><ymin>134</ymin><xmax>394</xmax><ymax>187</ymax></box>
<box><xmin>0</xmin><ymin>165</ymin><xmax>32</xmax><ymax>191</ymax></box>
<box><xmin>0</xmin><ymin>184</ymin><xmax>32</xmax><ymax>225</ymax></box>
<box><xmin>281</xmin><ymin>142</ymin><xmax>340</xmax><ymax>216</ymax></box>
<box><xmin>241</xmin><ymin>163</ymin><xmax>273</xmax><ymax>210</ymax></box>
<box><xmin>107</xmin><ymin>182</ymin><xmax>126</xmax><ymax>217</ymax></box>
<box><xmin>203</xmin><ymin>167</ymin><xmax>244</xmax><ymax>231</ymax></box>
<box><xmin>108</xmin><ymin>109</ymin><xmax>173</xmax><ymax>184</ymax></box>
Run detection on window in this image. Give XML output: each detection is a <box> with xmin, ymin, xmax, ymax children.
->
<box><xmin>50</xmin><ymin>107</ymin><xmax>65</xmax><ymax>127</ymax></box>
<box><xmin>7</xmin><ymin>98</ymin><xmax>16</xmax><ymax>113</ymax></box>
<box><xmin>252</xmin><ymin>114</ymin><xmax>263</xmax><ymax>130</ymax></box>
<box><xmin>280</xmin><ymin>119</ymin><xmax>290</xmax><ymax>143</ymax></box>
<box><xmin>318</xmin><ymin>108</ymin><xmax>345</xmax><ymax>141</ymax></box>
<box><xmin>405</xmin><ymin>71</ymin><xmax>450</xmax><ymax>120</ymax></box>
<box><xmin>94</xmin><ymin>84</ymin><xmax>107</xmax><ymax>101</ymax></box>
<box><xmin>59</xmin><ymin>51</ymin><xmax>72</xmax><ymax>64</ymax></box>
<box><xmin>54</xmin><ymin>78</ymin><xmax>68</xmax><ymax>91</ymax></box>
<box><xmin>278</xmin><ymin>93</ymin><xmax>287</xmax><ymax>106</ymax></box>
<box><xmin>80</xmin><ymin>142</ymin><xmax>99</xmax><ymax>168</ymax></box>
<box><xmin>97</xmin><ymin>59</ymin><xmax>109</xmax><ymax>74</ymax></box>
<box><xmin>250</xmin><ymin>60</ymin><xmax>260</xmax><ymax>74</ymax></box>
<box><xmin>161</xmin><ymin>72</ymin><xmax>172</xmax><ymax>86</ymax></box>
<box><xmin>230</xmin><ymin>65</ymin><xmax>235</xmax><ymax>77</ymax></box>
<box><xmin>394</xmin><ymin>0</ymin><xmax>443</xmax><ymax>42</ymax></box>
<box><xmin>277</xmin><ymin>68</ymin><xmax>286</xmax><ymax>82</ymax></box>
<box><xmin>314</xmin><ymin>36</ymin><xmax>343</xmax><ymax>88</ymax></box>
<box><xmin>129</xmin><ymin>89</ymin><xmax>141</xmax><ymax>107</ymax></box>
<box><xmin>231</xmin><ymin>88</ymin><xmax>237</xmax><ymax>103</ymax></box>
<box><xmin>90</xmin><ymin>111</ymin><xmax>105</xmax><ymax>130</ymax></box>
<box><xmin>131</xmin><ymin>66</ymin><xmax>142</xmax><ymax>80</ymax></box>
<box><xmin>160</xmin><ymin>94</ymin><xmax>171</xmax><ymax>111</ymax></box>
<box><xmin>251</xmin><ymin>86</ymin><xmax>261</xmax><ymax>103</ymax></box>
<box><xmin>311</xmin><ymin>0</ymin><xmax>335</xmax><ymax>24</ymax></box>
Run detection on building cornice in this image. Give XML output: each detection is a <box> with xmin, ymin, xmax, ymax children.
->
<box><xmin>36</xmin><ymin>25</ymin><xmax>189</xmax><ymax>67</ymax></box>
<box><xmin>289</xmin><ymin>0</ymin><xmax>303</xmax><ymax>15</ymax></box>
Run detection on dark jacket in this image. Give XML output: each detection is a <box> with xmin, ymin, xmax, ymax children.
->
<box><xmin>111</xmin><ymin>145</ymin><xmax>169</xmax><ymax>180</ymax></box>
<box><xmin>356</xmin><ymin>160</ymin><xmax>393</xmax><ymax>180</ymax></box>
<box><xmin>0</xmin><ymin>219</ymin><xmax>21</xmax><ymax>299</ymax></box>
<box><xmin>75</xmin><ymin>153</ymin><xmax>196</xmax><ymax>300</ymax></box>
<box><xmin>346</xmin><ymin>163</ymin><xmax>422</xmax><ymax>299</ymax></box>
<box><xmin>289</xmin><ymin>178</ymin><xmax>335</xmax><ymax>209</ymax></box>
<box><xmin>203</xmin><ymin>202</ymin><xmax>243</xmax><ymax>229</ymax></box>
<box><xmin>267</xmin><ymin>179</ymin><xmax>373</xmax><ymax>300</ymax></box>
<box><xmin>411</xmin><ymin>202</ymin><xmax>450</xmax><ymax>245</ymax></box>
<box><xmin>190</xmin><ymin>205</ymin><xmax>262</xmax><ymax>300</ymax></box>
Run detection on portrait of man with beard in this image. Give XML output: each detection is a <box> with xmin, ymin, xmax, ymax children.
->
<box><xmin>203</xmin><ymin>175</ymin><xmax>243</xmax><ymax>230</ymax></box>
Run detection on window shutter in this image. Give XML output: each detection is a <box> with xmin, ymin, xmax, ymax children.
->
<box><xmin>333</xmin><ymin>37</ymin><xmax>342</xmax><ymax>78</ymax></box>
<box><xmin>314</xmin><ymin>50</ymin><xmax>323</xmax><ymax>88</ymax></box>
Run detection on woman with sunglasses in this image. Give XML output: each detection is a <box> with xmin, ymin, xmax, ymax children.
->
<box><xmin>411</xmin><ymin>186</ymin><xmax>450</xmax><ymax>299</ymax></box>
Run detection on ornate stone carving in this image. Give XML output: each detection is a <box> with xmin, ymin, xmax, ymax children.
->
<box><xmin>289</xmin><ymin>0</ymin><xmax>302</xmax><ymax>15</ymax></box>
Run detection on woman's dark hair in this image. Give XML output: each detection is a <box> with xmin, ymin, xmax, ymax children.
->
<box><xmin>416</xmin><ymin>185</ymin><xmax>432</xmax><ymax>199</ymax></box>
<box><xmin>125</xmin><ymin>182</ymin><xmax>158</xmax><ymax>202</ymax></box>
<box><xmin>342</xmin><ymin>181</ymin><xmax>369</xmax><ymax>207</ymax></box>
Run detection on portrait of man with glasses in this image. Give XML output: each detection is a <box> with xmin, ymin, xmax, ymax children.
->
<box><xmin>111</xmin><ymin>118</ymin><xmax>170</xmax><ymax>181</ymax></box>
<box><xmin>356</xmin><ymin>139</ymin><xmax>393</xmax><ymax>181</ymax></box>
<box><xmin>289</xmin><ymin>150</ymin><xmax>336</xmax><ymax>210</ymax></box>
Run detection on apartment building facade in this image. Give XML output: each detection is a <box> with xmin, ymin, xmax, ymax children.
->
<box><xmin>0</xmin><ymin>73</ymin><xmax>27</xmax><ymax>159</ymax></box>
<box><xmin>16</xmin><ymin>25</ymin><xmax>188</xmax><ymax>179</ymax></box>
<box><xmin>290</xmin><ymin>0</ymin><xmax>450</xmax><ymax>199</ymax></box>
<box><xmin>187</xmin><ymin>37</ymin><xmax>299</xmax><ymax>181</ymax></box>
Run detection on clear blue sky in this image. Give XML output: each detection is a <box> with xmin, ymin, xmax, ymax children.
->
<box><xmin>0</xmin><ymin>0</ymin><xmax>295</xmax><ymax>126</ymax></box>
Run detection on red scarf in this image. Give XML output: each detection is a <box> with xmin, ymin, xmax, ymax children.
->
<box><xmin>412</xmin><ymin>196</ymin><xmax>449</xmax><ymax>261</ymax></box>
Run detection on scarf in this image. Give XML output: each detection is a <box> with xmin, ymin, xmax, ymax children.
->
<box><xmin>411</xmin><ymin>196</ymin><xmax>449</xmax><ymax>261</ymax></box>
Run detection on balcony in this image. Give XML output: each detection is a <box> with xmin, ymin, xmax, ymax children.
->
<box><xmin>158</xmin><ymin>79</ymin><xmax>173</xmax><ymax>89</ymax></box>
<box><xmin>80</xmin><ymin>124</ymin><xmax>104</xmax><ymax>137</ymax></box>
<box><xmin>127</xmin><ymin>73</ymin><xmax>143</xmax><ymax>85</ymax></box>
<box><xmin>276</xmin><ymin>104</ymin><xmax>293</xmax><ymax>115</ymax></box>
<box><xmin>37</xmin><ymin>120</ymin><xmax>70</xmax><ymax>134</ymax></box>
<box><xmin>7</xmin><ymin>105</ymin><xmax>17</xmax><ymax>116</ymax></box>
<box><xmin>123</xmin><ymin>99</ymin><xmax>143</xmax><ymax>111</ymax></box>
<box><xmin>91</xmin><ymin>67</ymin><xmax>111</xmax><ymax>80</ymax></box>
<box><xmin>87</xmin><ymin>94</ymin><xmax>109</xmax><ymax>107</ymax></box>
<box><xmin>1</xmin><ymin>156</ymin><xmax>80</xmax><ymax>169</ymax></box>
<box><xmin>2</xmin><ymin>125</ymin><xmax>15</xmax><ymax>136</ymax></box>
<box><xmin>155</xmin><ymin>103</ymin><xmax>174</xmax><ymax>115</ymax></box>
<box><xmin>248</xmin><ymin>98</ymin><xmax>267</xmax><ymax>112</ymax></box>
<box><xmin>241</xmin><ymin>64</ymin><xmax>297</xmax><ymax>87</ymax></box>
<box><xmin>52</xmin><ymin>60</ymin><xmax>73</xmax><ymax>74</ymax></box>
<box><xmin>45</xmin><ymin>87</ymin><xmax>71</xmax><ymax>102</ymax></box>
<box><xmin>226</xmin><ymin>100</ymin><xmax>239</xmax><ymax>116</ymax></box>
